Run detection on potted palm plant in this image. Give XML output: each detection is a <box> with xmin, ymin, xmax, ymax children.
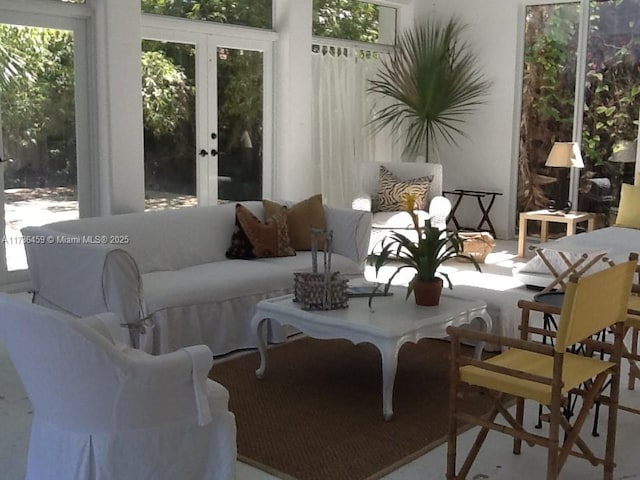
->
<box><xmin>368</xmin><ymin>194</ymin><xmax>480</xmax><ymax>306</ymax></box>
<box><xmin>367</xmin><ymin>16</ymin><xmax>492</xmax><ymax>162</ymax></box>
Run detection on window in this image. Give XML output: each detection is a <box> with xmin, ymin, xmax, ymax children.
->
<box><xmin>141</xmin><ymin>0</ymin><xmax>273</xmax><ymax>29</ymax></box>
<box><xmin>517</xmin><ymin>3</ymin><xmax>580</xmax><ymax>215</ymax></box>
<box><xmin>517</xmin><ymin>0</ymin><xmax>640</xmax><ymax>229</ymax></box>
<box><xmin>0</xmin><ymin>20</ymin><xmax>86</xmax><ymax>273</ymax></box>
<box><xmin>313</xmin><ymin>0</ymin><xmax>396</xmax><ymax>45</ymax></box>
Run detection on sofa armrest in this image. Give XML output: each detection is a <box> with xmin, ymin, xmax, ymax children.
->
<box><xmin>324</xmin><ymin>206</ymin><xmax>372</xmax><ymax>267</ymax></box>
<box><xmin>22</xmin><ymin>226</ymin><xmax>144</xmax><ymax>334</ymax></box>
<box><xmin>82</xmin><ymin>312</ymin><xmax>131</xmax><ymax>344</ymax></box>
<box><xmin>352</xmin><ymin>193</ymin><xmax>372</xmax><ymax>212</ymax></box>
<box><xmin>116</xmin><ymin>344</ymin><xmax>218</xmax><ymax>427</ymax></box>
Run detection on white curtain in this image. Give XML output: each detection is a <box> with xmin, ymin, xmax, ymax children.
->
<box><xmin>311</xmin><ymin>46</ymin><xmax>401</xmax><ymax>208</ymax></box>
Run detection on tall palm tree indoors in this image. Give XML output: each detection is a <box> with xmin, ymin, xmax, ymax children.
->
<box><xmin>368</xmin><ymin>17</ymin><xmax>492</xmax><ymax>162</ymax></box>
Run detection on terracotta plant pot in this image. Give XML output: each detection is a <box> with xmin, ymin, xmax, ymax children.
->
<box><xmin>413</xmin><ymin>278</ymin><xmax>444</xmax><ymax>306</ymax></box>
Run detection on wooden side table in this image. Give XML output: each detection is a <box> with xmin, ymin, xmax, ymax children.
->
<box><xmin>517</xmin><ymin>209</ymin><xmax>595</xmax><ymax>257</ymax></box>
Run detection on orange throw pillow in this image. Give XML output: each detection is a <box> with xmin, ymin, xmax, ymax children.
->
<box><xmin>235</xmin><ymin>204</ymin><xmax>295</xmax><ymax>258</ymax></box>
<box><xmin>263</xmin><ymin>194</ymin><xmax>326</xmax><ymax>251</ymax></box>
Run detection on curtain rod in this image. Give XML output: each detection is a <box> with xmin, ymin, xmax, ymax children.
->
<box><xmin>311</xmin><ymin>36</ymin><xmax>393</xmax><ymax>55</ymax></box>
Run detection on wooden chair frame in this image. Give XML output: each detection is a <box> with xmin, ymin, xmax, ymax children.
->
<box><xmin>623</xmin><ymin>268</ymin><xmax>640</xmax><ymax>392</ymax></box>
<box><xmin>446</xmin><ymin>261</ymin><xmax>636</xmax><ymax>480</ymax></box>
<box><xmin>594</xmin><ymin>256</ymin><xmax>640</xmax><ymax>414</ymax></box>
<box><xmin>533</xmin><ymin>247</ymin><xmax>607</xmax><ymax>294</ymax></box>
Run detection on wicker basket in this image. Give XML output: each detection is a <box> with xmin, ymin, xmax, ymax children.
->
<box><xmin>294</xmin><ymin>271</ymin><xmax>349</xmax><ymax>310</ymax></box>
<box><xmin>456</xmin><ymin>231</ymin><xmax>496</xmax><ymax>264</ymax></box>
<box><xmin>293</xmin><ymin>229</ymin><xmax>349</xmax><ymax>310</ymax></box>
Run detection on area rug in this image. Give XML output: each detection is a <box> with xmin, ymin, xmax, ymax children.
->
<box><xmin>209</xmin><ymin>337</ymin><xmax>494</xmax><ymax>480</ymax></box>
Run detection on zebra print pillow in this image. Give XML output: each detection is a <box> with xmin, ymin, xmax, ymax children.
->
<box><xmin>374</xmin><ymin>165</ymin><xmax>433</xmax><ymax>212</ymax></box>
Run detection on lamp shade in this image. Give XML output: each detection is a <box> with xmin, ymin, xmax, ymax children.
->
<box><xmin>545</xmin><ymin>142</ymin><xmax>584</xmax><ymax>168</ymax></box>
<box><xmin>610</xmin><ymin>140</ymin><xmax>637</xmax><ymax>163</ymax></box>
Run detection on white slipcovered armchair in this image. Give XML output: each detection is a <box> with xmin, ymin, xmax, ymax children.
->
<box><xmin>352</xmin><ymin>162</ymin><xmax>451</xmax><ymax>251</ymax></box>
<box><xmin>0</xmin><ymin>294</ymin><xmax>236</xmax><ymax>480</ymax></box>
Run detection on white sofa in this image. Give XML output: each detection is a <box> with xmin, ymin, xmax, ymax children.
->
<box><xmin>22</xmin><ymin>202</ymin><xmax>371</xmax><ymax>355</ymax></box>
<box><xmin>513</xmin><ymin>226</ymin><xmax>640</xmax><ymax>288</ymax></box>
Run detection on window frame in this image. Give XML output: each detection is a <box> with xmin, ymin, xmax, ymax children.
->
<box><xmin>0</xmin><ymin>1</ymin><xmax>94</xmax><ymax>287</ymax></box>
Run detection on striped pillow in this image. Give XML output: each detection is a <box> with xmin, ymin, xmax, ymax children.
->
<box><xmin>375</xmin><ymin>165</ymin><xmax>433</xmax><ymax>212</ymax></box>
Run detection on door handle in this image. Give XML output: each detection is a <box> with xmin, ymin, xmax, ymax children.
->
<box><xmin>210</xmin><ymin>149</ymin><xmax>218</xmax><ymax>157</ymax></box>
<box><xmin>211</xmin><ymin>133</ymin><xmax>217</xmax><ymax>140</ymax></box>
<box><xmin>199</xmin><ymin>149</ymin><xmax>208</xmax><ymax>157</ymax></box>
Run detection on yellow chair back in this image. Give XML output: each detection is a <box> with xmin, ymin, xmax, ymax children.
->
<box><xmin>555</xmin><ymin>260</ymin><xmax>636</xmax><ymax>352</ymax></box>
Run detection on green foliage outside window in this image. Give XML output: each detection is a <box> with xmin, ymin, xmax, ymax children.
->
<box><xmin>0</xmin><ymin>1</ymin><xmax>383</xmax><ymax>192</ymax></box>
<box><xmin>313</xmin><ymin>0</ymin><xmax>381</xmax><ymax>43</ymax></box>
<box><xmin>141</xmin><ymin>0</ymin><xmax>273</xmax><ymax>29</ymax></box>
<box><xmin>0</xmin><ymin>25</ymin><xmax>76</xmax><ymax>187</ymax></box>
<box><xmin>519</xmin><ymin>0</ymin><xmax>640</xmax><ymax>216</ymax></box>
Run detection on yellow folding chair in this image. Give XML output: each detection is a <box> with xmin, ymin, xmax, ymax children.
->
<box><xmin>446</xmin><ymin>259</ymin><xmax>637</xmax><ymax>480</ymax></box>
<box><xmin>625</xmin><ymin>297</ymin><xmax>640</xmax><ymax>392</ymax></box>
<box><xmin>593</xmin><ymin>256</ymin><xmax>640</xmax><ymax>398</ymax></box>
<box><xmin>622</xmin><ymin>262</ymin><xmax>640</xmax><ymax>392</ymax></box>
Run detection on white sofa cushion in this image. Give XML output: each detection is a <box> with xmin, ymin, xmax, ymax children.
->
<box><xmin>143</xmin><ymin>253</ymin><xmax>361</xmax><ymax>314</ymax></box>
<box><xmin>513</xmin><ymin>226</ymin><xmax>640</xmax><ymax>288</ymax></box>
<box><xmin>371</xmin><ymin>210</ymin><xmax>430</xmax><ymax>229</ymax></box>
<box><xmin>48</xmin><ymin>202</ymin><xmax>264</xmax><ymax>273</ymax></box>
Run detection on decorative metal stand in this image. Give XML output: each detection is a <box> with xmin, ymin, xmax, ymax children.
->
<box><xmin>293</xmin><ymin>228</ymin><xmax>348</xmax><ymax>310</ymax></box>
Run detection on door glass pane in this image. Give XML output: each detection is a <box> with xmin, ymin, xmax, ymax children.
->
<box><xmin>141</xmin><ymin>0</ymin><xmax>272</xmax><ymax>29</ymax></box>
<box><xmin>217</xmin><ymin>47</ymin><xmax>263</xmax><ymax>202</ymax></box>
<box><xmin>0</xmin><ymin>24</ymin><xmax>78</xmax><ymax>271</ymax></box>
<box><xmin>517</xmin><ymin>4</ymin><xmax>580</xmax><ymax>221</ymax></box>
<box><xmin>313</xmin><ymin>0</ymin><xmax>396</xmax><ymax>45</ymax></box>
<box><xmin>142</xmin><ymin>39</ymin><xmax>197</xmax><ymax>210</ymax></box>
<box><xmin>578</xmin><ymin>0</ymin><xmax>640</xmax><ymax>227</ymax></box>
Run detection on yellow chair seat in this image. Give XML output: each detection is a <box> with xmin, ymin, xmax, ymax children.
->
<box><xmin>460</xmin><ymin>349</ymin><xmax>614</xmax><ymax>406</ymax></box>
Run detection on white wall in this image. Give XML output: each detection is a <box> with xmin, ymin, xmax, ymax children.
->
<box><xmin>273</xmin><ymin>0</ymin><xmax>315</xmax><ymax>201</ymax></box>
<box><xmin>414</xmin><ymin>0</ymin><xmax>523</xmax><ymax>239</ymax></box>
<box><xmin>93</xmin><ymin>0</ymin><xmax>145</xmax><ymax>215</ymax></box>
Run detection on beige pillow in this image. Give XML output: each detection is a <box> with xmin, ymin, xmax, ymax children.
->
<box><xmin>263</xmin><ymin>194</ymin><xmax>326</xmax><ymax>251</ymax></box>
<box><xmin>615</xmin><ymin>183</ymin><xmax>640</xmax><ymax>229</ymax></box>
<box><xmin>235</xmin><ymin>204</ymin><xmax>295</xmax><ymax>258</ymax></box>
<box><xmin>375</xmin><ymin>165</ymin><xmax>432</xmax><ymax>212</ymax></box>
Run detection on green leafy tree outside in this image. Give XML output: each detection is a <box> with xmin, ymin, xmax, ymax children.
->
<box><xmin>519</xmin><ymin>0</ymin><xmax>640</xmax><ymax>223</ymax></box>
<box><xmin>139</xmin><ymin>0</ymin><xmax>381</xmax><ymax>197</ymax></box>
<box><xmin>0</xmin><ymin>1</ymin><xmax>382</xmax><ymax>195</ymax></box>
<box><xmin>0</xmin><ymin>25</ymin><xmax>76</xmax><ymax>188</ymax></box>
<box><xmin>313</xmin><ymin>0</ymin><xmax>380</xmax><ymax>43</ymax></box>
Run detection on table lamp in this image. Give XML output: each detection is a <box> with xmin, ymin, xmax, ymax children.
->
<box><xmin>608</xmin><ymin>140</ymin><xmax>637</xmax><ymax>206</ymax></box>
<box><xmin>545</xmin><ymin>141</ymin><xmax>584</xmax><ymax>213</ymax></box>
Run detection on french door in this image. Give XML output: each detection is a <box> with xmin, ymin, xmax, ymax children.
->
<box><xmin>142</xmin><ymin>18</ymin><xmax>274</xmax><ymax>208</ymax></box>
<box><xmin>0</xmin><ymin>9</ymin><xmax>90</xmax><ymax>282</ymax></box>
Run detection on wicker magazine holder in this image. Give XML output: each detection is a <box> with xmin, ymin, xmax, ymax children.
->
<box><xmin>456</xmin><ymin>231</ymin><xmax>496</xmax><ymax>264</ymax></box>
<box><xmin>293</xmin><ymin>228</ymin><xmax>349</xmax><ymax>310</ymax></box>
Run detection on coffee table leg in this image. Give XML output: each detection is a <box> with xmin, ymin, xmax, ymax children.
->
<box><xmin>379</xmin><ymin>341</ymin><xmax>400</xmax><ymax>421</ymax></box>
<box><xmin>254</xmin><ymin>317</ymin><xmax>269</xmax><ymax>379</ymax></box>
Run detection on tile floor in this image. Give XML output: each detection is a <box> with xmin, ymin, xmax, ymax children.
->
<box><xmin>2</xmin><ymin>240</ymin><xmax>640</xmax><ymax>479</ymax></box>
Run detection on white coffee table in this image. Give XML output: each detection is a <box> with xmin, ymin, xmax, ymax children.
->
<box><xmin>251</xmin><ymin>290</ymin><xmax>492</xmax><ymax>421</ymax></box>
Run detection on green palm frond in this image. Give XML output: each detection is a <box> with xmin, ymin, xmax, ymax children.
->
<box><xmin>367</xmin><ymin>17</ymin><xmax>492</xmax><ymax>161</ymax></box>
